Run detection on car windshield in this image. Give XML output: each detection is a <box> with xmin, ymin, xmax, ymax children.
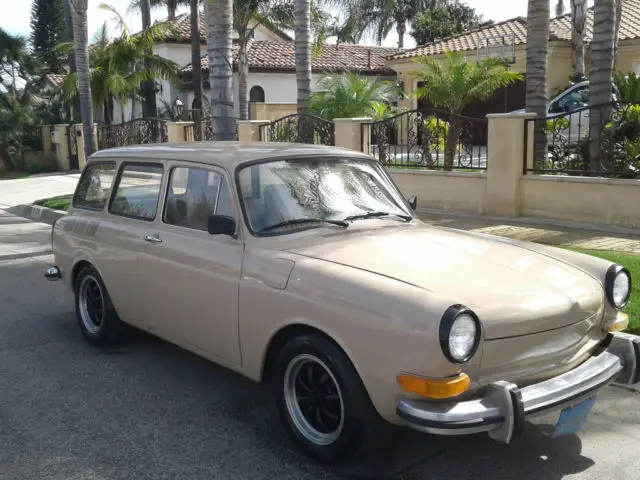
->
<box><xmin>236</xmin><ymin>157</ymin><xmax>412</xmax><ymax>235</ymax></box>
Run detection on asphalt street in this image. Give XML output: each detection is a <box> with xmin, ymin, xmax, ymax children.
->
<box><xmin>1</xmin><ymin>207</ymin><xmax>640</xmax><ymax>480</ymax></box>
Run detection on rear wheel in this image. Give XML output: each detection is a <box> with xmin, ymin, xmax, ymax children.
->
<box><xmin>74</xmin><ymin>265</ymin><xmax>124</xmax><ymax>346</ymax></box>
<box><xmin>273</xmin><ymin>333</ymin><xmax>384</xmax><ymax>465</ymax></box>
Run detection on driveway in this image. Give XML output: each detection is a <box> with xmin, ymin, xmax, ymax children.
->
<box><xmin>1</xmin><ymin>182</ymin><xmax>640</xmax><ymax>479</ymax></box>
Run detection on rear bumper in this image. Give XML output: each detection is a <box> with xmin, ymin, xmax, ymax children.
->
<box><xmin>44</xmin><ymin>265</ymin><xmax>61</xmax><ymax>281</ymax></box>
<box><xmin>397</xmin><ymin>332</ymin><xmax>640</xmax><ymax>443</ymax></box>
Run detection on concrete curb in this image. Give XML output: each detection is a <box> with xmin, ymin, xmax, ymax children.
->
<box><xmin>0</xmin><ymin>203</ymin><xmax>67</xmax><ymax>226</ymax></box>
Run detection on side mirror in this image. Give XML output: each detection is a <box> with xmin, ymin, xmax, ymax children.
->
<box><xmin>208</xmin><ymin>215</ymin><xmax>236</xmax><ymax>236</ymax></box>
<box><xmin>407</xmin><ymin>195</ymin><xmax>417</xmax><ymax>211</ymax></box>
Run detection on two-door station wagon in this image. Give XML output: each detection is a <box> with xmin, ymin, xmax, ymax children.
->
<box><xmin>46</xmin><ymin>142</ymin><xmax>640</xmax><ymax>465</ymax></box>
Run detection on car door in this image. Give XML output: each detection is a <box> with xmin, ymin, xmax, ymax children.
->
<box><xmin>92</xmin><ymin>160</ymin><xmax>166</xmax><ymax>328</ymax></box>
<box><xmin>138</xmin><ymin>162</ymin><xmax>243</xmax><ymax>367</ymax></box>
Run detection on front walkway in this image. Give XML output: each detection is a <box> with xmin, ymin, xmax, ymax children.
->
<box><xmin>418</xmin><ymin>211</ymin><xmax>640</xmax><ymax>254</ymax></box>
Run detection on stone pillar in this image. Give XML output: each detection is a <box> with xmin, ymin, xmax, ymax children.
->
<box><xmin>238</xmin><ymin>120</ymin><xmax>270</xmax><ymax>141</ymax></box>
<box><xmin>52</xmin><ymin>124</ymin><xmax>70</xmax><ymax>171</ymax></box>
<box><xmin>166</xmin><ymin>121</ymin><xmax>194</xmax><ymax>142</ymax></box>
<box><xmin>485</xmin><ymin>113</ymin><xmax>536</xmax><ymax>217</ymax></box>
<box><xmin>333</xmin><ymin>118</ymin><xmax>372</xmax><ymax>153</ymax></box>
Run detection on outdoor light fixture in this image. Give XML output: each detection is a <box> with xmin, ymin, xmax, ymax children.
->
<box><xmin>174</xmin><ymin>98</ymin><xmax>184</xmax><ymax>118</ymax></box>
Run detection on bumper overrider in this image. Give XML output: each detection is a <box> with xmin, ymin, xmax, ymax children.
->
<box><xmin>397</xmin><ymin>332</ymin><xmax>640</xmax><ymax>443</ymax></box>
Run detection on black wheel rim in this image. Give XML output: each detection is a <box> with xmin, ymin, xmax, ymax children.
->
<box><xmin>79</xmin><ymin>275</ymin><xmax>105</xmax><ymax>334</ymax></box>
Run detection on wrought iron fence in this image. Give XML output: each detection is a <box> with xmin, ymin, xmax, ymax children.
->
<box><xmin>198</xmin><ymin>117</ymin><xmax>239</xmax><ymax>141</ymax></box>
<box><xmin>361</xmin><ymin>109</ymin><xmax>488</xmax><ymax>170</ymax></box>
<box><xmin>259</xmin><ymin>114</ymin><xmax>335</xmax><ymax>145</ymax></box>
<box><xmin>66</xmin><ymin>124</ymin><xmax>79</xmax><ymax>170</ymax></box>
<box><xmin>22</xmin><ymin>125</ymin><xmax>44</xmax><ymax>152</ymax></box>
<box><xmin>97</xmin><ymin>118</ymin><xmax>168</xmax><ymax>150</ymax></box>
<box><xmin>524</xmin><ymin>101</ymin><xmax>640</xmax><ymax>178</ymax></box>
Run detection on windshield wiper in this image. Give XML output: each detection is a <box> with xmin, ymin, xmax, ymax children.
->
<box><xmin>342</xmin><ymin>211</ymin><xmax>412</xmax><ymax>222</ymax></box>
<box><xmin>259</xmin><ymin>218</ymin><xmax>348</xmax><ymax>233</ymax></box>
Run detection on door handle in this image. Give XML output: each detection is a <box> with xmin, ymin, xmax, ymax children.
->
<box><xmin>144</xmin><ymin>234</ymin><xmax>162</xmax><ymax>244</ymax></box>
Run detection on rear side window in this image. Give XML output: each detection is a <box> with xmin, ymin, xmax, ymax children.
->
<box><xmin>109</xmin><ymin>163</ymin><xmax>164</xmax><ymax>221</ymax></box>
<box><xmin>73</xmin><ymin>162</ymin><xmax>116</xmax><ymax>210</ymax></box>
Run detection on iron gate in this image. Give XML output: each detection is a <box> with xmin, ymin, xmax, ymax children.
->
<box><xmin>66</xmin><ymin>124</ymin><xmax>79</xmax><ymax>170</ymax></box>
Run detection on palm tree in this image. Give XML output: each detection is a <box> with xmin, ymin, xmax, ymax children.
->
<box><xmin>555</xmin><ymin>0</ymin><xmax>565</xmax><ymax>16</ymax></box>
<box><xmin>190</xmin><ymin>0</ymin><xmax>203</xmax><ymax>139</ymax></box>
<box><xmin>525</xmin><ymin>0</ymin><xmax>549</xmax><ymax>168</ymax></box>
<box><xmin>310</xmin><ymin>72</ymin><xmax>400</xmax><ymax>120</ymax></box>
<box><xmin>343</xmin><ymin>0</ymin><xmax>432</xmax><ymax>49</ymax></box>
<box><xmin>589</xmin><ymin>0</ymin><xmax>617</xmax><ymax>172</ymax></box>
<box><xmin>137</xmin><ymin>0</ymin><xmax>158</xmax><ymax>118</ymax></box>
<box><xmin>60</xmin><ymin>5</ymin><xmax>180</xmax><ymax>125</ymax></box>
<box><xmin>69</xmin><ymin>0</ymin><xmax>94</xmax><ymax>158</ymax></box>
<box><xmin>234</xmin><ymin>0</ymin><xmax>296</xmax><ymax>120</ymax></box>
<box><xmin>204</xmin><ymin>0</ymin><xmax>235</xmax><ymax>140</ymax></box>
<box><xmin>411</xmin><ymin>51</ymin><xmax>523</xmax><ymax>170</ymax></box>
<box><xmin>294</xmin><ymin>0</ymin><xmax>312</xmax><ymax>141</ymax></box>
<box><xmin>570</xmin><ymin>0</ymin><xmax>588</xmax><ymax>82</ymax></box>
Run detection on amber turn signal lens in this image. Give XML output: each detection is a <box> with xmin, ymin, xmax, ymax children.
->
<box><xmin>396</xmin><ymin>372</ymin><xmax>470</xmax><ymax>399</ymax></box>
<box><xmin>608</xmin><ymin>312</ymin><xmax>629</xmax><ymax>332</ymax></box>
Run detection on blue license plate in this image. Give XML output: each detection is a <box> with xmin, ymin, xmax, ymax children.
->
<box><xmin>551</xmin><ymin>395</ymin><xmax>597</xmax><ymax>438</ymax></box>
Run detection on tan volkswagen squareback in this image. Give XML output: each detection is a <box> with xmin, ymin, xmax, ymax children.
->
<box><xmin>46</xmin><ymin>142</ymin><xmax>639</xmax><ymax>465</ymax></box>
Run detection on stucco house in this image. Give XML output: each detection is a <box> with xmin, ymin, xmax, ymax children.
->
<box><xmin>387</xmin><ymin>0</ymin><xmax>640</xmax><ymax>117</ymax></box>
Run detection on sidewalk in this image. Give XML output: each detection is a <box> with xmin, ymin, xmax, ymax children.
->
<box><xmin>2</xmin><ymin>173</ymin><xmax>640</xmax><ymax>254</ymax></box>
<box><xmin>418</xmin><ymin>210</ymin><xmax>640</xmax><ymax>254</ymax></box>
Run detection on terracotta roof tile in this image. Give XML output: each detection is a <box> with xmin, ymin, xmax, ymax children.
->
<box><xmin>44</xmin><ymin>74</ymin><xmax>65</xmax><ymax>87</ymax></box>
<box><xmin>390</xmin><ymin>0</ymin><xmax>640</xmax><ymax>60</ymax></box>
<box><xmin>182</xmin><ymin>40</ymin><xmax>400</xmax><ymax>74</ymax></box>
<box><xmin>158</xmin><ymin>12</ymin><xmax>292</xmax><ymax>43</ymax></box>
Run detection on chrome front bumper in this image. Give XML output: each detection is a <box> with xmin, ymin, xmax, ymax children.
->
<box><xmin>397</xmin><ymin>332</ymin><xmax>640</xmax><ymax>443</ymax></box>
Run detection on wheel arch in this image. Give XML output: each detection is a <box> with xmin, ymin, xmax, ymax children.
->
<box><xmin>71</xmin><ymin>259</ymin><xmax>98</xmax><ymax>287</ymax></box>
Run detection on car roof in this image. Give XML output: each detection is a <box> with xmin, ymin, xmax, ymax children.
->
<box><xmin>89</xmin><ymin>141</ymin><xmax>371</xmax><ymax>169</ymax></box>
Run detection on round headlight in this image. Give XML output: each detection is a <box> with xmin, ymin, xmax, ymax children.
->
<box><xmin>605</xmin><ymin>265</ymin><xmax>631</xmax><ymax>309</ymax></box>
<box><xmin>439</xmin><ymin>306</ymin><xmax>481</xmax><ymax>364</ymax></box>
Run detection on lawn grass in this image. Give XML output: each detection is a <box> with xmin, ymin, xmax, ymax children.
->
<box><xmin>565</xmin><ymin>248</ymin><xmax>640</xmax><ymax>334</ymax></box>
<box><xmin>34</xmin><ymin>194</ymin><xmax>73</xmax><ymax>212</ymax></box>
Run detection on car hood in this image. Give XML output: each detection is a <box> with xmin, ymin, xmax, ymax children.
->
<box><xmin>287</xmin><ymin>223</ymin><xmax>605</xmax><ymax>339</ymax></box>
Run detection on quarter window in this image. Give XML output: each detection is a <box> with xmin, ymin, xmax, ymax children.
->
<box><xmin>164</xmin><ymin>167</ymin><xmax>234</xmax><ymax>232</ymax></box>
<box><xmin>109</xmin><ymin>163</ymin><xmax>164</xmax><ymax>221</ymax></box>
<box><xmin>73</xmin><ymin>162</ymin><xmax>116</xmax><ymax>210</ymax></box>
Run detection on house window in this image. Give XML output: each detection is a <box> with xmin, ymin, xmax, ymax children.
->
<box><xmin>249</xmin><ymin>86</ymin><xmax>265</xmax><ymax>103</ymax></box>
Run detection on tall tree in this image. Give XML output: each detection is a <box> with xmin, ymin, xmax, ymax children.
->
<box><xmin>589</xmin><ymin>0</ymin><xmax>617</xmax><ymax>172</ymax></box>
<box><xmin>204</xmin><ymin>0</ymin><xmax>235</xmax><ymax>140</ymax></box>
<box><xmin>410</xmin><ymin>0</ymin><xmax>491</xmax><ymax>46</ymax></box>
<box><xmin>555</xmin><ymin>0</ymin><xmax>565</xmax><ymax>16</ymax></box>
<box><xmin>139</xmin><ymin>0</ymin><xmax>158</xmax><ymax>118</ymax></box>
<box><xmin>30</xmin><ymin>0</ymin><xmax>66</xmax><ymax>73</ymax></box>
<box><xmin>294</xmin><ymin>0</ymin><xmax>312</xmax><ymax>141</ymax></box>
<box><xmin>525</xmin><ymin>0</ymin><xmax>549</xmax><ymax>168</ymax></box>
<box><xmin>190</xmin><ymin>0</ymin><xmax>203</xmax><ymax>139</ymax></box>
<box><xmin>570</xmin><ymin>0</ymin><xmax>587</xmax><ymax>82</ymax></box>
<box><xmin>69</xmin><ymin>0</ymin><xmax>94</xmax><ymax>158</ymax></box>
<box><xmin>614</xmin><ymin>0</ymin><xmax>622</xmax><ymax>57</ymax></box>
<box><xmin>62</xmin><ymin>0</ymin><xmax>81</xmax><ymax>119</ymax></box>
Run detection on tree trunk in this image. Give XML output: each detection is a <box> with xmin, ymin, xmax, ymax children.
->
<box><xmin>525</xmin><ymin>0</ymin><xmax>550</xmax><ymax>170</ymax></box>
<box><xmin>614</xmin><ymin>0</ymin><xmax>622</xmax><ymax>57</ymax></box>
<box><xmin>204</xmin><ymin>0</ymin><xmax>235</xmax><ymax>141</ymax></box>
<box><xmin>190</xmin><ymin>0</ymin><xmax>203</xmax><ymax>140</ymax></box>
<box><xmin>294</xmin><ymin>0</ymin><xmax>312</xmax><ymax>142</ymax></box>
<box><xmin>396</xmin><ymin>14</ymin><xmax>406</xmax><ymax>49</ymax></box>
<box><xmin>140</xmin><ymin>0</ymin><xmax>158</xmax><ymax>120</ymax></box>
<box><xmin>167</xmin><ymin>0</ymin><xmax>177</xmax><ymax>20</ymax></box>
<box><xmin>70</xmin><ymin>0</ymin><xmax>94</xmax><ymax>159</ymax></box>
<box><xmin>555</xmin><ymin>0</ymin><xmax>565</xmax><ymax>16</ymax></box>
<box><xmin>589</xmin><ymin>0</ymin><xmax>616</xmax><ymax>172</ymax></box>
<box><xmin>238</xmin><ymin>37</ymin><xmax>249</xmax><ymax>121</ymax></box>
<box><xmin>444</xmin><ymin>119</ymin><xmax>460</xmax><ymax>171</ymax></box>
<box><xmin>63</xmin><ymin>0</ymin><xmax>81</xmax><ymax>120</ymax></box>
<box><xmin>570</xmin><ymin>0</ymin><xmax>587</xmax><ymax>82</ymax></box>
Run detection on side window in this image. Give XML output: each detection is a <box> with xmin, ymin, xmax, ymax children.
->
<box><xmin>556</xmin><ymin>86</ymin><xmax>589</xmax><ymax>112</ymax></box>
<box><xmin>109</xmin><ymin>163</ymin><xmax>164</xmax><ymax>221</ymax></box>
<box><xmin>164</xmin><ymin>166</ymin><xmax>234</xmax><ymax>232</ymax></box>
<box><xmin>73</xmin><ymin>162</ymin><xmax>116</xmax><ymax>210</ymax></box>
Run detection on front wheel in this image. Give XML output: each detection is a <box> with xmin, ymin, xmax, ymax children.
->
<box><xmin>273</xmin><ymin>334</ymin><xmax>384</xmax><ymax>465</ymax></box>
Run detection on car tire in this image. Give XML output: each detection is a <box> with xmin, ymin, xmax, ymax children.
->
<box><xmin>273</xmin><ymin>333</ymin><xmax>384</xmax><ymax>465</ymax></box>
<box><xmin>74</xmin><ymin>265</ymin><xmax>124</xmax><ymax>346</ymax></box>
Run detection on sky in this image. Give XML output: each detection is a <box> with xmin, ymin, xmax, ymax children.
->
<box><xmin>0</xmin><ymin>0</ymin><xmax>593</xmax><ymax>50</ymax></box>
